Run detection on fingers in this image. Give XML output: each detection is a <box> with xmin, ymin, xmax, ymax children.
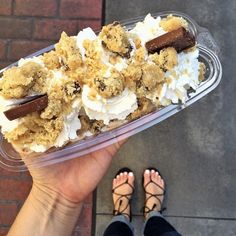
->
<box><xmin>112</xmin><ymin>138</ymin><xmax>128</xmax><ymax>151</ymax></box>
<box><xmin>118</xmin><ymin>138</ymin><xmax>128</xmax><ymax>146</ymax></box>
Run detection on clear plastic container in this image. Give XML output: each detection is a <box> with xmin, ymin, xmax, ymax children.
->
<box><xmin>0</xmin><ymin>11</ymin><xmax>222</xmax><ymax>171</ymax></box>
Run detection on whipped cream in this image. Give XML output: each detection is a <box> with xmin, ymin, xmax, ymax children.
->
<box><xmin>147</xmin><ymin>48</ymin><xmax>200</xmax><ymax>105</ymax></box>
<box><xmin>82</xmin><ymin>85</ymin><xmax>138</xmax><ymax>125</ymax></box>
<box><xmin>76</xmin><ymin>27</ymin><xmax>97</xmax><ymax>60</ymax></box>
<box><xmin>18</xmin><ymin>56</ymin><xmax>44</xmax><ymax>67</ymax></box>
<box><xmin>130</xmin><ymin>14</ymin><xmax>166</xmax><ymax>46</ymax></box>
<box><xmin>29</xmin><ymin>144</ymin><xmax>48</xmax><ymax>153</ymax></box>
<box><xmin>0</xmin><ymin>13</ymin><xmax>202</xmax><ymax>154</ymax></box>
<box><xmin>54</xmin><ymin>99</ymin><xmax>82</xmax><ymax>147</ymax></box>
<box><xmin>0</xmin><ymin>96</ymin><xmax>22</xmax><ymax>133</ymax></box>
<box><xmin>0</xmin><ymin>57</ymin><xmax>44</xmax><ymax>134</ymax></box>
<box><xmin>76</xmin><ymin>27</ymin><xmax>129</xmax><ymax>73</ymax></box>
<box><xmin>29</xmin><ymin>99</ymin><xmax>82</xmax><ymax>153</ymax></box>
<box><xmin>46</xmin><ymin>70</ymin><xmax>65</xmax><ymax>89</ymax></box>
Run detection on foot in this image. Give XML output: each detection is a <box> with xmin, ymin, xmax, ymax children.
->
<box><xmin>143</xmin><ymin>169</ymin><xmax>165</xmax><ymax>218</ymax></box>
<box><xmin>112</xmin><ymin>170</ymin><xmax>135</xmax><ymax>221</ymax></box>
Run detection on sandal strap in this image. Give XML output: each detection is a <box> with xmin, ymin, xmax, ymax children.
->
<box><xmin>144</xmin><ymin>194</ymin><xmax>162</xmax><ymax>207</ymax></box>
<box><xmin>113</xmin><ymin>195</ymin><xmax>131</xmax><ymax>220</ymax></box>
<box><xmin>113</xmin><ymin>210</ymin><xmax>130</xmax><ymax>219</ymax></box>
<box><xmin>145</xmin><ymin>190</ymin><xmax>164</xmax><ymax>197</ymax></box>
<box><xmin>142</xmin><ymin>179</ymin><xmax>166</xmax><ymax>216</ymax></box>
<box><xmin>112</xmin><ymin>180</ymin><xmax>134</xmax><ymax>196</ymax></box>
<box><xmin>144</xmin><ymin>180</ymin><xmax>165</xmax><ymax>194</ymax></box>
<box><xmin>112</xmin><ymin>178</ymin><xmax>134</xmax><ymax>221</ymax></box>
<box><xmin>142</xmin><ymin>205</ymin><xmax>167</xmax><ymax>215</ymax></box>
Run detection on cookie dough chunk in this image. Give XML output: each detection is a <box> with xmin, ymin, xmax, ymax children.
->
<box><xmin>78</xmin><ymin>113</ymin><xmax>104</xmax><ymax>135</ymax></box>
<box><xmin>141</xmin><ymin>64</ymin><xmax>164</xmax><ymax>91</ymax></box>
<box><xmin>40</xmin><ymin>79</ymin><xmax>79</xmax><ymax>120</ymax></box>
<box><xmin>123</xmin><ymin>63</ymin><xmax>142</xmax><ymax>86</ymax></box>
<box><xmin>5</xmin><ymin>113</ymin><xmax>63</xmax><ymax>148</ymax></box>
<box><xmin>150</xmin><ymin>47</ymin><xmax>178</xmax><ymax>72</ymax></box>
<box><xmin>123</xmin><ymin>63</ymin><xmax>164</xmax><ymax>95</ymax></box>
<box><xmin>0</xmin><ymin>62</ymin><xmax>47</xmax><ymax>99</ymax></box>
<box><xmin>128</xmin><ymin>97</ymin><xmax>155</xmax><ymax>120</ymax></box>
<box><xmin>55</xmin><ymin>32</ymin><xmax>82</xmax><ymax>70</ymax></box>
<box><xmin>99</xmin><ymin>22</ymin><xmax>131</xmax><ymax>57</ymax></box>
<box><xmin>83</xmin><ymin>39</ymin><xmax>101</xmax><ymax>62</ymax></box>
<box><xmin>123</xmin><ymin>63</ymin><xmax>142</xmax><ymax>91</ymax></box>
<box><xmin>160</xmin><ymin>15</ymin><xmax>188</xmax><ymax>32</ymax></box>
<box><xmin>42</xmin><ymin>51</ymin><xmax>61</xmax><ymax>70</ymax></box>
<box><xmin>198</xmin><ymin>62</ymin><xmax>206</xmax><ymax>81</ymax></box>
<box><xmin>94</xmin><ymin>69</ymin><xmax>125</xmax><ymax>99</ymax></box>
<box><xmin>40</xmin><ymin>86</ymin><xmax>64</xmax><ymax>120</ymax></box>
<box><xmin>64</xmin><ymin>81</ymin><xmax>81</xmax><ymax>99</ymax></box>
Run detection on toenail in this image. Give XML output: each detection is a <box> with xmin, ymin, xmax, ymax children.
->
<box><xmin>129</xmin><ymin>172</ymin><xmax>133</xmax><ymax>176</ymax></box>
<box><xmin>151</xmin><ymin>170</ymin><xmax>155</xmax><ymax>173</ymax></box>
<box><xmin>145</xmin><ymin>169</ymin><xmax>150</xmax><ymax>174</ymax></box>
<box><xmin>124</xmin><ymin>172</ymin><xmax>128</xmax><ymax>175</ymax></box>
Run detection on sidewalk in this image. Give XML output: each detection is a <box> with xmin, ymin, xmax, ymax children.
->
<box><xmin>95</xmin><ymin>0</ymin><xmax>236</xmax><ymax>235</ymax></box>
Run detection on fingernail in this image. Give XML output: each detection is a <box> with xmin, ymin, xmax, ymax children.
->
<box><xmin>124</xmin><ymin>172</ymin><xmax>128</xmax><ymax>175</ymax></box>
<box><xmin>145</xmin><ymin>169</ymin><xmax>150</xmax><ymax>174</ymax></box>
<box><xmin>129</xmin><ymin>172</ymin><xmax>133</xmax><ymax>176</ymax></box>
<box><xmin>151</xmin><ymin>170</ymin><xmax>155</xmax><ymax>173</ymax></box>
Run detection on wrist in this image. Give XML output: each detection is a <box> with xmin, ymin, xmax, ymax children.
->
<box><xmin>29</xmin><ymin>183</ymin><xmax>82</xmax><ymax>231</ymax></box>
<box><xmin>8</xmin><ymin>183</ymin><xmax>83</xmax><ymax>236</ymax></box>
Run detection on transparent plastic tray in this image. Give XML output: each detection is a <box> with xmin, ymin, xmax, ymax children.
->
<box><xmin>0</xmin><ymin>11</ymin><xmax>222</xmax><ymax>171</ymax></box>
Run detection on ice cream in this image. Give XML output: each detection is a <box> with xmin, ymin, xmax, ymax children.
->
<box><xmin>130</xmin><ymin>14</ymin><xmax>166</xmax><ymax>46</ymax></box>
<box><xmin>0</xmin><ymin>13</ymin><xmax>205</xmax><ymax>154</ymax></box>
<box><xmin>82</xmin><ymin>85</ymin><xmax>137</xmax><ymax>125</ymax></box>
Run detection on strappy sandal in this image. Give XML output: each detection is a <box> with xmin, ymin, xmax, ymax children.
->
<box><xmin>142</xmin><ymin>167</ymin><xmax>166</xmax><ymax>217</ymax></box>
<box><xmin>112</xmin><ymin>167</ymin><xmax>134</xmax><ymax>221</ymax></box>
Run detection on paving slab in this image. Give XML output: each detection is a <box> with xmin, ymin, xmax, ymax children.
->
<box><xmin>96</xmin><ymin>0</ymin><xmax>236</xmax><ymax>235</ymax></box>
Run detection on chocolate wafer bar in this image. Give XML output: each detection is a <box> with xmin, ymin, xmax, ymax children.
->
<box><xmin>4</xmin><ymin>94</ymin><xmax>48</xmax><ymax>121</ymax></box>
<box><xmin>145</xmin><ymin>27</ymin><xmax>195</xmax><ymax>53</ymax></box>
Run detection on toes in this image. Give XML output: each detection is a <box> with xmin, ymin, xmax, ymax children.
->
<box><xmin>116</xmin><ymin>173</ymin><xmax>121</xmax><ymax>184</ymax></box>
<box><xmin>150</xmin><ymin>169</ymin><xmax>157</xmax><ymax>182</ymax></box>
<box><xmin>123</xmin><ymin>172</ymin><xmax>128</xmax><ymax>182</ymax></box>
<box><xmin>128</xmin><ymin>172</ymin><xmax>134</xmax><ymax>185</ymax></box>
<box><xmin>144</xmin><ymin>169</ymin><xmax>151</xmax><ymax>186</ymax></box>
<box><xmin>157</xmin><ymin>175</ymin><xmax>162</xmax><ymax>187</ymax></box>
<box><xmin>154</xmin><ymin>171</ymin><xmax>159</xmax><ymax>182</ymax></box>
<box><xmin>113</xmin><ymin>178</ymin><xmax>117</xmax><ymax>187</ymax></box>
<box><xmin>160</xmin><ymin>178</ymin><xmax>165</xmax><ymax>188</ymax></box>
<box><xmin>116</xmin><ymin>171</ymin><xmax>130</xmax><ymax>185</ymax></box>
<box><xmin>120</xmin><ymin>173</ymin><xmax>125</xmax><ymax>183</ymax></box>
<box><xmin>155</xmin><ymin>172</ymin><xmax>164</xmax><ymax>188</ymax></box>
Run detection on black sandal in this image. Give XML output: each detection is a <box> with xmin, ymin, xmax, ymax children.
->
<box><xmin>112</xmin><ymin>167</ymin><xmax>134</xmax><ymax>221</ymax></box>
<box><xmin>142</xmin><ymin>167</ymin><xmax>166</xmax><ymax>217</ymax></box>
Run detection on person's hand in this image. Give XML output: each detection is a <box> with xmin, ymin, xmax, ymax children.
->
<box><xmin>24</xmin><ymin>140</ymin><xmax>126</xmax><ymax>203</ymax></box>
<box><xmin>8</xmin><ymin>140</ymin><xmax>126</xmax><ymax>236</ymax></box>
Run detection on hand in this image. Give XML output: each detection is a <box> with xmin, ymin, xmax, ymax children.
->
<box><xmin>24</xmin><ymin>140</ymin><xmax>126</xmax><ymax>203</ymax></box>
<box><xmin>8</xmin><ymin>141</ymin><xmax>126</xmax><ymax>236</ymax></box>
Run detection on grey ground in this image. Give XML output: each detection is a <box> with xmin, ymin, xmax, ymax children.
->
<box><xmin>95</xmin><ymin>1</ymin><xmax>236</xmax><ymax>235</ymax></box>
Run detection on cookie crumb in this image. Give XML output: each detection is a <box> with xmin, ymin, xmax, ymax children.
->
<box><xmin>160</xmin><ymin>15</ymin><xmax>188</xmax><ymax>32</ymax></box>
<box><xmin>99</xmin><ymin>22</ymin><xmax>131</xmax><ymax>57</ymax></box>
